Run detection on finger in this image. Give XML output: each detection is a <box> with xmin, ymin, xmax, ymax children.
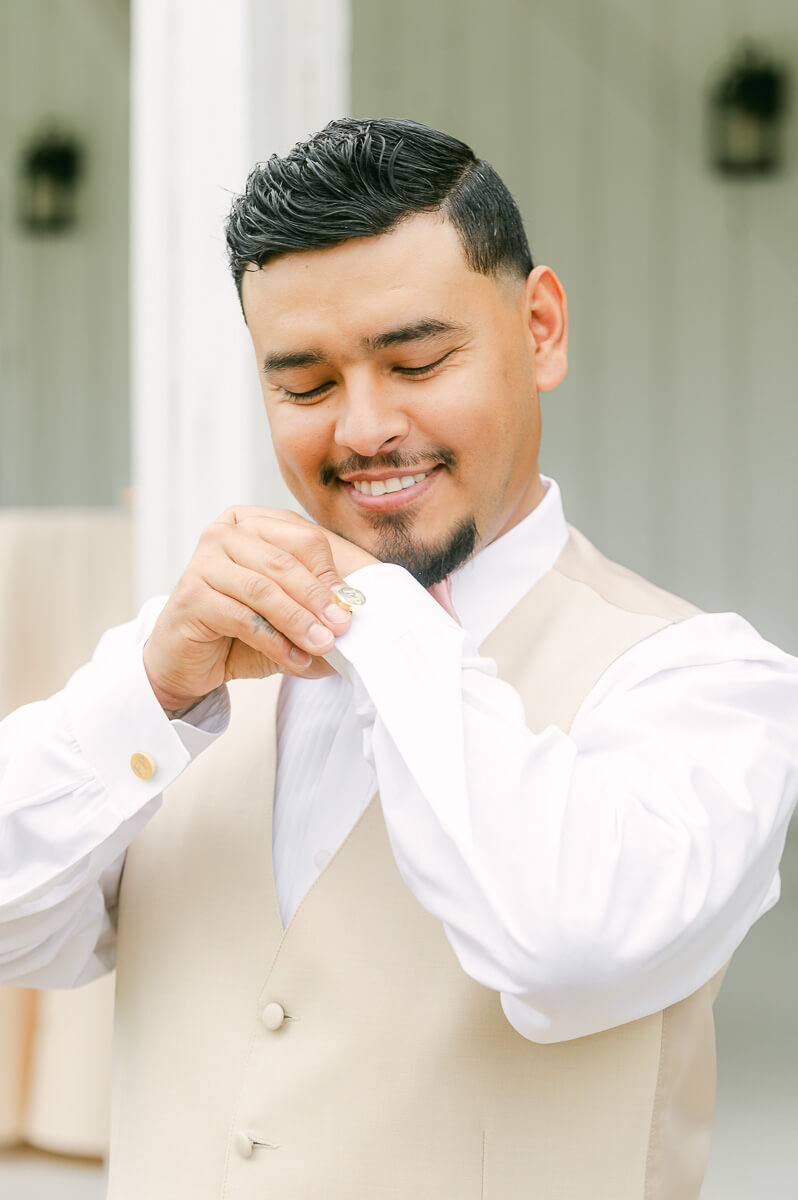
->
<box><xmin>213</xmin><ymin>504</ymin><xmax>277</xmax><ymax>526</ymax></box>
<box><xmin>213</xmin><ymin>504</ymin><xmax>307</xmax><ymax>527</ymax></box>
<box><xmin>223</xmin><ymin>637</ymin><xmax>333</xmax><ymax>680</ymax></box>
<box><xmin>233</xmin><ymin>514</ymin><xmax>345</xmax><ymax>592</ymax></box>
<box><xmin>192</xmin><ymin>587</ymin><xmax>314</xmax><ymax>674</ymax></box>
<box><xmin>216</xmin><ymin>526</ymin><xmax>352</xmax><ymax>635</ymax></box>
<box><xmin>291</xmin><ymin>655</ymin><xmax>337</xmax><ymax>679</ymax></box>
<box><xmin>200</xmin><ymin>557</ymin><xmax>340</xmax><ymax>661</ymax></box>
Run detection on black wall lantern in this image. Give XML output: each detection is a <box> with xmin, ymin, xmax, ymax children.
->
<box><xmin>18</xmin><ymin>129</ymin><xmax>85</xmax><ymax>234</ymax></box>
<box><xmin>710</xmin><ymin>44</ymin><xmax>789</xmax><ymax>177</ymax></box>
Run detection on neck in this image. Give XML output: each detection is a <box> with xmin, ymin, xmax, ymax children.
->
<box><xmin>489</xmin><ymin>470</ymin><xmax>547</xmax><ymax>546</ymax></box>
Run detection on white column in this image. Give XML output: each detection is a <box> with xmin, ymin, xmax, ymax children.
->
<box><xmin>130</xmin><ymin>0</ymin><xmax>350</xmax><ymax>605</ymax></box>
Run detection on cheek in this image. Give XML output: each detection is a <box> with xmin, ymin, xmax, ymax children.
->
<box><xmin>434</xmin><ymin>374</ymin><xmax>510</xmax><ymax>461</ymax></box>
<box><xmin>269</xmin><ymin>407</ymin><xmax>331</xmax><ymax>482</ymax></box>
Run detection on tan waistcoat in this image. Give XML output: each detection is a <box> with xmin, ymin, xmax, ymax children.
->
<box><xmin>109</xmin><ymin>526</ymin><xmax>729</xmax><ymax>1199</ymax></box>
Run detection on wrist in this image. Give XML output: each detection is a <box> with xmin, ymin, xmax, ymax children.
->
<box><xmin>158</xmin><ymin>694</ymin><xmax>207</xmax><ymax>720</ymax></box>
<box><xmin>149</xmin><ymin>678</ymin><xmax>207</xmax><ymax>720</ymax></box>
<box><xmin>142</xmin><ymin>642</ymin><xmax>207</xmax><ymax>719</ymax></box>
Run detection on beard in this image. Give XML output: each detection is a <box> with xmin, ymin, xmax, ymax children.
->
<box><xmin>359</xmin><ymin>508</ymin><xmax>478</xmax><ymax>588</ymax></box>
<box><xmin>321</xmin><ymin>447</ymin><xmax>477</xmax><ymax>587</ymax></box>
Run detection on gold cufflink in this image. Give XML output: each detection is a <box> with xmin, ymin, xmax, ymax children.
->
<box><xmin>130</xmin><ymin>752</ymin><xmax>156</xmax><ymax>780</ymax></box>
<box><xmin>333</xmin><ymin>586</ymin><xmax>367</xmax><ymax>613</ymax></box>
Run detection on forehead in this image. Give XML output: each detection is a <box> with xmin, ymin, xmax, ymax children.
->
<box><xmin>241</xmin><ymin>212</ymin><xmax>510</xmax><ymax>351</ymax></box>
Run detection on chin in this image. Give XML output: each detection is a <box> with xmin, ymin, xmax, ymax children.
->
<box><xmin>371</xmin><ymin>513</ymin><xmax>478</xmax><ymax>589</ymax></box>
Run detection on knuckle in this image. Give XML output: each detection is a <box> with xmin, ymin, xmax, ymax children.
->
<box><xmin>190</xmin><ymin>548</ymin><xmax>216</xmax><ymax>576</ymax></box>
<box><xmin>302</xmin><ymin>527</ymin><xmax>328</xmax><ymax>551</ymax></box>
<box><xmin>263</xmin><ymin>546</ymin><xmax>295</xmax><ymax>574</ymax></box>
<box><xmin>308</xmin><ymin>582</ymin><xmax>336</xmax><ymax>610</ymax></box>
<box><xmin>175</xmin><ymin>569</ymin><xmax>205</xmax><ymax>608</ymax></box>
<box><xmin>302</xmin><ymin>534</ymin><xmax>334</xmax><ymax>567</ymax></box>
<box><xmin>242</xmin><ymin>572</ymin><xmax>274</xmax><ymax>606</ymax></box>
<box><xmin>198</xmin><ymin>524</ymin><xmax>223</xmax><ymax>551</ymax></box>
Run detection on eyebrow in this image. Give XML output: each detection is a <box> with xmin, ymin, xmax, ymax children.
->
<box><xmin>261</xmin><ymin>348</ymin><xmax>328</xmax><ymax>373</ymax></box>
<box><xmin>261</xmin><ymin>318</ymin><xmax>469</xmax><ymax>375</ymax></box>
<box><xmin>364</xmin><ymin>318</ymin><xmax>469</xmax><ymax>352</ymax></box>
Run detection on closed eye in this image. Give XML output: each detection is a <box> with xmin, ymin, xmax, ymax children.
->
<box><xmin>277</xmin><ymin>350</ymin><xmax>456</xmax><ymax>403</ymax></box>
<box><xmin>396</xmin><ymin>350</ymin><xmax>454</xmax><ymax>378</ymax></box>
<box><xmin>278</xmin><ymin>381</ymin><xmax>334</xmax><ymax>402</ymax></box>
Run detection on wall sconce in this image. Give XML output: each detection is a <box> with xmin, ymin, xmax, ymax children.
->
<box><xmin>18</xmin><ymin>130</ymin><xmax>85</xmax><ymax>233</ymax></box>
<box><xmin>710</xmin><ymin>44</ymin><xmax>789</xmax><ymax>177</ymax></box>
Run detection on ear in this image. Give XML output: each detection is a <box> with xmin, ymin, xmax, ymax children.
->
<box><xmin>522</xmin><ymin>265</ymin><xmax>569</xmax><ymax>392</ymax></box>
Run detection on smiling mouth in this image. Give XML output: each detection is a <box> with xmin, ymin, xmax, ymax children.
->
<box><xmin>350</xmin><ymin>470</ymin><xmax>431</xmax><ymax>496</ymax></box>
<box><xmin>340</xmin><ymin>466</ymin><xmax>442</xmax><ymax>510</ymax></box>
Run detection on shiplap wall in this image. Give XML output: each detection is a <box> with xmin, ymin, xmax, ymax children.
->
<box><xmin>352</xmin><ymin>0</ymin><xmax>798</xmax><ymax>652</ymax></box>
<box><xmin>0</xmin><ymin>0</ymin><xmax>129</xmax><ymax>508</ymax></box>
<box><xmin>3</xmin><ymin>0</ymin><xmax>797</xmax><ymax>649</ymax></box>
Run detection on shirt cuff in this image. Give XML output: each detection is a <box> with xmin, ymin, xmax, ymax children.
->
<box><xmin>65</xmin><ymin>640</ymin><xmax>200</xmax><ymax>820</ymax></box>
<box><xmin>322</xmin><ymin>562</ymin><xmax>462</xmax><ymax>681</ymax></box>
<box><xmin>170</xmin><ymin>685</ymin><xmax>231</xmax><ymax>757</ymax></box>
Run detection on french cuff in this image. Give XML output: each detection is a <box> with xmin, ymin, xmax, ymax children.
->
<box><xmin>65</xmin><ymin>640</ymin><xmax>197</xmax><ymax>820</ymax></box>
<box><xmin>171</xmin><ymin>685</ymin><xmax>231</xmax><ymax>757</ymax></box>
<box><xmin>322</xmin><ymin>562</ymin><xmax>461</xmax><ymax>681</ymax></box>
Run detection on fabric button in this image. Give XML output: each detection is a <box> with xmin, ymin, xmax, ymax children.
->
<box><xmin>261</xmin><ymin>1001</ymin><xmax>286</xmax><ymax>1031</ymax></box>
<box><xmin>233</xmin><ymin>1130</ymin><xmax>253</xmax><ymax>1158</ymax></box>
<box><xmin>129</xmin><ymin>752</ymin><xmax>156</xmax><ymax>780</ymax></box>
<box><xmin>314</xmin><ymin>848</ymin><xmax>332</xmax><ymax>871</ymax></box>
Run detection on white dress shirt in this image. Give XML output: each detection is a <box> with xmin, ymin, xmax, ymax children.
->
<box><xmin>1</xmin><ymin>478</ymin><xmax>797</xmax><ymax>1045</ymax></box>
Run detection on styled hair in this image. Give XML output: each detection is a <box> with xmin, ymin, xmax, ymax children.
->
<box><xmin>225</xmin><ymin>117</ymin><xmax>534</xmax><ymax>309</ymax></box>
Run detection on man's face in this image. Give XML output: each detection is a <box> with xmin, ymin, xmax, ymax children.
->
<box><xmin>242</xmin><ymin>212</ymin><xmax>565</xmax><ymax>586</ymax></box>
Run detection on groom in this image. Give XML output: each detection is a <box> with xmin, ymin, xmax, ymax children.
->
<box><xmin>2</xmin><ymin>118</ymin><xmax>796</xmax><ymax>1199</ymax></box>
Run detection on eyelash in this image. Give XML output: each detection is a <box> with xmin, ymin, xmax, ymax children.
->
<box><xmin>279</xmin><ymin>352</ymin><xmax>453</xmax><ymax>402</ymax></box>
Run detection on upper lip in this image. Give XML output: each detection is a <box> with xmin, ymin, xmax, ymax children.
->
<box><xmin>339</xmin><ymin>466</ymin><xmax>439</xmax><ymax>483</ymax></box>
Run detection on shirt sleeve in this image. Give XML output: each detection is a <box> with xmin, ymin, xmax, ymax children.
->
<box><xmin>0</xmin><ymin>596</ymin><xmax>230</xmax><ymax>989</ymax></box>
<box><xmin>327</xmin><ymin>563</ymin><xmax>798</xmax><ymax>1043</ymax></box>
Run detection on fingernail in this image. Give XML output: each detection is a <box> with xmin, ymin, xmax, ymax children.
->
<box><xmin>307</xmin><ymin>622</ymin><xmax>335</xmax><ymax>648</ymax></box>
<box><xmin>323</xmin><ymin>603</ymin><xmax>351</xmax><ymax>627</ymax></box>
<box><xmin>289</xmin><ymin>647</ymin><xmax>313</xmax><ymax>668</ymax></box>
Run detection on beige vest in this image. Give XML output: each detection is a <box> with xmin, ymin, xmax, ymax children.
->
<box><xmin>109</xmin><ymin>526</ymin><xmax>729</xmax><ymax>1199</ymax></box>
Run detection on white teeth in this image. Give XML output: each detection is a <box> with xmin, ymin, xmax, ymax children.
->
<box><xmin>351</xmin><ymin>469</ymin><xmax>432</xmax><ymax>496</ymax></box>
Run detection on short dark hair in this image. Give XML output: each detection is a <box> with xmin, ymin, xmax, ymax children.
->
<box><xmin>225</xmin><ymin>117</ymin><xmax>534</xmax><ymax>310</ymax></box>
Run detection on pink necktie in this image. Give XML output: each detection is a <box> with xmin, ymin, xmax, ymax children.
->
<box><xmin>427</xmin><ymin>575</ymin><xmax>460</xmax><ymax>624</ymax></box>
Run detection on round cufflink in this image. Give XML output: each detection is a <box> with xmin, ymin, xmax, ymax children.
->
<box><xmin>130</xmin><ymin>752</ymin><xmax>156</xmax><ymax>780</ymax></box>
<box><xmin>333</xmin><ymin>585</ymin><xmax>366</xmax><ymax>612</ymax></box>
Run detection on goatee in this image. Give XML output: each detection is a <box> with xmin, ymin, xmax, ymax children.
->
<box><xmin>365</xmin><ymin>510</ymin><xmax>478</xmax><ymax>588</ymax></box>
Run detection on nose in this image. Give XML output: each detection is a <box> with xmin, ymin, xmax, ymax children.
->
<box><xmin>333</xmin><ymin>377</ymin><xmax>410</xmax><ymax>458</ymax></box>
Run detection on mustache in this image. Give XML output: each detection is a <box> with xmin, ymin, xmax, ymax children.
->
<box><xmin>319</xmin><ymin>447</ymin><xmax>457</xmax><ymax>488</ymax></box>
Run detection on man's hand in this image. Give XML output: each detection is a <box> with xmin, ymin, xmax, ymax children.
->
<box><xmin>142</xmin><ymin>507</ymin><xmax>379</xmax><ymax>716</ymax></box>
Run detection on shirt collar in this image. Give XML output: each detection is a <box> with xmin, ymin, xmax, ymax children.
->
<box><xmin>449</xmin><ymin>475</ymin><xmax>569</xmax><ymax>645</ymax></box>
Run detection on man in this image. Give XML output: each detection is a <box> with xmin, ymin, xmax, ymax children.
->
<box><xmin>1</xmin><ymin>118</ymin><xmax>797</xmax><ymax>1198</ymax></box>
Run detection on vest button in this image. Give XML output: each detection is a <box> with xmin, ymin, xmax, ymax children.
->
<box><xmin>314</xmin><ymin>848</ymin><xmax>332</xmax><ymax>871</ymax></box>
<box><xmin>233</xmin><ymin>1130</ymin><xmax>253</xmax><ymax>1158</ymax></box>
<box><xmin>261</xmin><ymin>1001</ymin><xmax>286</xmax><ymax>1031</ymax></box>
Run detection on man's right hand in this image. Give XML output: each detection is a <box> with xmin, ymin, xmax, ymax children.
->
<box><xmin>142</xmin><ymin>506</ymin><xmax>357</xmax><ymax>717</ymax></box>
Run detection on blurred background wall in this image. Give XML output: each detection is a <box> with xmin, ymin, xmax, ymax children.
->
<box><xmin>0</xmin><ymin>0</ymin><xmax>129</xmax><ymax>509</ymax></box>
<box><xmin>353</xmin><ymin>0</ymin><xmax>798</xmax><ymax>655</ymax></box>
